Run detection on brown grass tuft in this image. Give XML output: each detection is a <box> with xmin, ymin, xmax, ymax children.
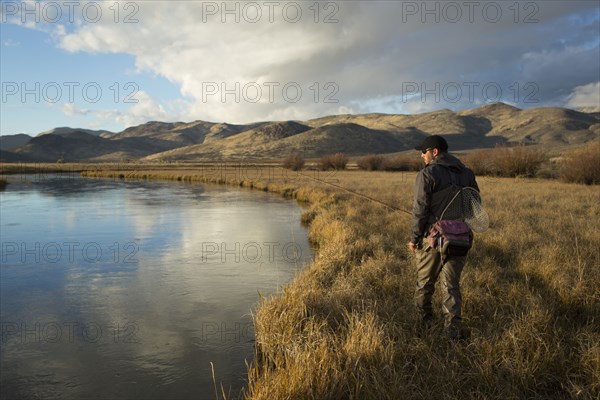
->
<box><xmin>558</xmin><ymin>146</ymin><xmax>600</xmax><ymax>185</ymax></box>
<box><xmin>382</xmin><ymin>154</ymin><xmax>422</xmax><ymax>171</ymax></box>
<box><xmin>356</xmin><ymin>154</ymin><xmax>386</xmax><ymax>171</ymax></box>
<box><xmin>463</xmin><ymin>145</ymin><xmax>548</xmax><ymax>177</ymax></box>
<box><xmin>319</xmin><ymin>153</ymin><xmax>349</xmax><ymax>171</ymax></box>
<box><xmin>356</xmin><ymin>154</ymin><xmax>422</xmax><ymax>172</ymax></box>
<box><xmin>282</xmin><ymin>153</ymin><xmax>305</xmax><ymax>171</ymax></box>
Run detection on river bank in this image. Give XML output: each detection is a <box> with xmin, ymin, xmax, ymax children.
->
<box><xmin>76</xmin><ymin>165</ymin><xmax>600</xmax><ymax>399</ymax></box>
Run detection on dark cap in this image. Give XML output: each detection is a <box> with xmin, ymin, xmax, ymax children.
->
<box><xmin>414</xmin><ymin>135</ymin><xmax>448</xmax><ymax>152</ymax></box>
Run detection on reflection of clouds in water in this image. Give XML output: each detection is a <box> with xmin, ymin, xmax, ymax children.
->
<box><xmin>121</xmin><ymin>182</ymin><xmax>209</xmax><ymax>240</ymax></box>
<box><xmin>122</xmin><ymin>195</ymin><xmax>163</xmax><ymax>240</ymax></box>
<box><xmin>63</xmin><ymin>209</ymin><xmax>78</xmax><ymax>232</ymax></box>
<box><xmin>1</xmin><ymin>180</ymin><xmax>311</xmax><ymax>398</ymax></box>
<box><xmin>121</xmin><ymin>189</ymin><xmax>309</xmax><ymax>389</ymax></box>
<box><xmin>113</xmin><ymin>189</ymin><xmax>309</xmax><ymax>385</ymax></box>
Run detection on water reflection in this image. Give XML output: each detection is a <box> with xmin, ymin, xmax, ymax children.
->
<box><xmin>0</xmin><ymin>175</ymin><xmax>312</xmax><ymax>400</ymax></box>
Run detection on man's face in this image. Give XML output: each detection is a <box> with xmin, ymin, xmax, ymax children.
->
<box><xmin>421</xmin><ymin>148</ymin><xmax>437</xmax><ymax>165</ymax></box>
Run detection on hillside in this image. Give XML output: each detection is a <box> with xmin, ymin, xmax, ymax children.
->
<box><xmin>11</xmin><ymin>130</ymin><xmax>176</xmax><ymax>162</ymax></box>
<box><xmin>0</xmin><ymin>134</ymin><xmax>32</xmax><ymax>151</ymax></box>
<box><xmin>37</xmin><ymin>127</ymin><xmax>115</xmax><ymax>138</ymax></box>
<box><xmin>2</xmin><ymin>103</ymin><xmax>598</xmax><ymax>162</ymax></box>
<box><xmin>460</xmin><ymin>103</ymin><xmax>599</xmax><ymax>144</ymax></box>
<box><xmin>143</xmin><ymin>121</ymin><xmax>314</xmax><ymax>161</ymax></box>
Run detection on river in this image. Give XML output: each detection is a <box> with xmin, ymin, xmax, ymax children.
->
<box><xmin>0</xmin><ymin>173</ymin><xmax>312</xmax><ymax>400</ymax></box>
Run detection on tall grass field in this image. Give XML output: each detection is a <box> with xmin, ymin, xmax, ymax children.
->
<box><xmin>5</xmin><ymin>161</ymin><xmax>598</xmax><ymax>399</ymax></box>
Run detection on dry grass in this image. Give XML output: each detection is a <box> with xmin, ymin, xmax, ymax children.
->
<box><xmin>245</xmin><ymin>173</ymin><xmax>599</xmax><ymax>400</ymax></box>
<box><xmin>70</xmin><ymin>165</ymin><xmax>600</xmax><ymax>399</ymax></box>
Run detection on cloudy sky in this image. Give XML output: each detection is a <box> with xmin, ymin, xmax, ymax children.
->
<box><xmin>1</xmin><ymin>0</ymin><xmax>599</xmax><ymax>135</ymax></box>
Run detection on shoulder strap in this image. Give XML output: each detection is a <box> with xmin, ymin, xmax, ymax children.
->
<box><xmin>439</xmin><ymin>167</ymin><xmax>466</xmax><ymax>221</ymax></box>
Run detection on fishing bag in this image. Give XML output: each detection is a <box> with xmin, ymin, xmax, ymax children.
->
<box><xmin>426</xmin><ymin>219</ymin><xmax>473</xmax><ymax>257</ymax></box>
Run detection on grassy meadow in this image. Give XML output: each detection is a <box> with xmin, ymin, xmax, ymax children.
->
<box><xmin>6</xmin><ymin>163</ymin><xmax>597</xmax><ymax>399</ymax></box>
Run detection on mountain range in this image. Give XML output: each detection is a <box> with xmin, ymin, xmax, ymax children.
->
<box><xmin>1</xmin><ymin>103</ymin><xmax>598</xmax><ymax>163</ymax></box>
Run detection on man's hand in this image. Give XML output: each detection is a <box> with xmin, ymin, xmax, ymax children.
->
<box><xmin>408</xmin><ymin>242</ymin><xmax>416</xmax><ymax>252</ymax></box>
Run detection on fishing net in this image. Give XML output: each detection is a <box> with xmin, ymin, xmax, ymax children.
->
<box><xmin>439</xmin><ymin>186</ymin><xmax>489</xmax><ymax>233</ymax></box>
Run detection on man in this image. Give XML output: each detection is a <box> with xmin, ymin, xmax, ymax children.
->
<box><xmin>408</xmin><ymin>135</ymin><xmax>479</xmax><ymax>339</ymax></box>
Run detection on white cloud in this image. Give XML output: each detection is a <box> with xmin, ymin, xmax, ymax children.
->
<box><xmin>119</xmin><ymin>90</ymin><xmax>168</xmax><ymax>125</ymax></box>
<box><xmin>60</xmin><ymin>91</ymin><xmax>168</xmax><ymax>127</ymax></box>
<box><xmin>54</xmin><ymin>2</ymin><xmax>353</xmax><ymax>123</ymax></box>
<box><xmin>62</xmin><ymin>103</ymin><xmax>90</xmax><ymax>116</ymax></box>
<box><xmin>2</xmin><ymin>38</ymin><xmax>20</xmax><ymax>47</ymax></box>
<box><xmin>11</xmin><ymin>1</ymin><xmax>600</xmax><ymax>125</ymax></box>
<box><xmin>566</xmin><ymin>82</ymin><xmax>600</xmax><ymax>110</ymax></box>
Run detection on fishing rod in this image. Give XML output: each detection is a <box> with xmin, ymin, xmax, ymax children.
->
<box><xmin>298</xmin><ymin>171</ymin><xmax>413</xmax><ymax>216</ymax></box>
<box><xmin>297</xmin><ymin>171</ymin><xmax>489</xmax><ymax>234</ymax></box>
